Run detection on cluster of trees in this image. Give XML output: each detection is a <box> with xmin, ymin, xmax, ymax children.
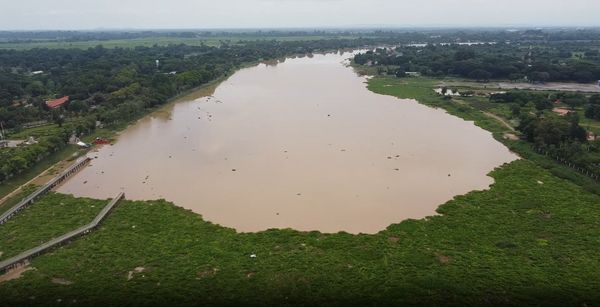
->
<box><xmin>517</xmin><ymin>112</ymin><xmax>599</xmax><ymax>175</ymax></box>
<box><xmin>490</xmin><ymin>91</ymin><xmax>554</xmax><ymax>111</ymax></box>
<box><xmin>354</xmin><ymin>42</ymin><xmax>600</xmax><ymax>83</ymax></box>
<box><xmin>585</xmin><ymin>94</ymin><xmax>600</xmax><ymax>120</ymax></box>
<box><xmin>0</xmin><ymin>117</ymin><xmax>96</xmax><ymax>182</ymax></box>
<box><xmin>490</xmin><ymin>91</ymin><xmax>598</xmax><ymax>113</ymax></box>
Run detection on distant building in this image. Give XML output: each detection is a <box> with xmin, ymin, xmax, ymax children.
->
<box><xmin>46</xmin><ymin>96</ymin><xmax>69</xmax><ymax>109</ymax></box>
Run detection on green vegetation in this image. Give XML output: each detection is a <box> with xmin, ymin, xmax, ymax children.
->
<box><xmin>1</xmin><ymin>161</ymin><xmax>600</xmax><ymax>305</ymax></box>
<box><xmin>355</xmin><ymin>42</ymin><xmax>600</xmax><ymax>82</ymax></box>
<box><xmin>0</xmin><ymin>35</ymin><xmax>362</xmax><ymax>50</ymax></box>
<box><xmin>0</xmin><ymin>193</ymin><xmax>105</xmax><ymax>261</ymax></box>
<box><xmin>0</xmin><ymin>118</ymin><xmax>95</xmax><ymax>184</ymax></box>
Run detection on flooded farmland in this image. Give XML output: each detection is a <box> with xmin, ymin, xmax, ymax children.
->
<box><xmin>58</xmin><ymin>52</ymin><xmax>517</xmax><ymax>234</ymax></box>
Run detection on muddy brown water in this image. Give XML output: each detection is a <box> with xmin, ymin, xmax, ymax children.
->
<box><xmin>58</xmin><ymin>52</ymin><xmax>517</xmax><ymax>234</ymax></box>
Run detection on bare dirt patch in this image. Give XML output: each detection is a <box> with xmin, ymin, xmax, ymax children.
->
<box><xmin>0</xmin><ymin>263</ymin><xmax>34</xmax><ymax>283</ymax></box>
<box><xmin>388</xmin><ymin>236</ymin><xmax>400</xmax><ymax>243</ymax></box>
<box><xmin>127</xmin><ymin>267</ymin><xmax>146</xmax><ymax>281</ymax></box>
<box><xmin>503</xmin><ymin>133</ymin><xmax>519</xmax><ymax>141</ymax></box>
<box><xmin>51</xmin><ymin>277</ymin><xmax>74</xmax><ymax>285</ymax></box>
<box><xmin>197</xmin><ymin>268</ymin><xmax>219</xmax><ymax>279</ymax></box>
<box><xmin>497</xmin><ymin>82</ymin><xmax>600</xmax><ymax>93</ymax></box>
<box><xmin>437</xmin><ymin>254</ymin><xmax>452</xmax><ymax>265</ymax></box>
<box><xmin>553</xmin><ymin>108</ymin><xmax>572</xmax><ymax>116</ymax></box>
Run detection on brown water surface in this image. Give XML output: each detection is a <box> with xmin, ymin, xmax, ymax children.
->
<box><xmin>58</xmin><ymin>52</ymin><xmax>517</xmax><ymax>234</ymax></box>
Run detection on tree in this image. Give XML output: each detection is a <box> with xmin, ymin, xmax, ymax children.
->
<box><xmin>51</xmin><ymin>110</ymin><xmax>64</xmax><ymax>127</ymax></box>
<box><xmin>528</xmin><ymin>71</ymin><xmax>550</xmax><ymax>83</ymax></box>
<box><xmin>561</xmin><ymin>93</ymin><xmax>587</xmax><ymax>110</ymax></box>
<box><xmin>585</xmin><ymin>104</ymin><xmax>600</xmax><ymax>120</ymax></box>
<box><xmin>589</xmin><ymin>94</ymin><xmax>600</xmax><ymax>105</ymax></box>
<box><xmin>469</xmin><ymin>69</ymin><xmax>492</xmax><ymax>82</ymax></box>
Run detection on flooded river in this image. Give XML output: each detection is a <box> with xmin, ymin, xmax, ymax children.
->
<box><xmin>58</xmin><ymin>52</ymin><xmax>517</xmax><ymax>234</ymax></box>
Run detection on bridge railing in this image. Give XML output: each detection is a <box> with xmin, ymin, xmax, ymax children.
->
<box><xmin>0</xmin><ymin>192</ymin><xmax>124</xmax><ymax>274</ymax></box>
<box><xmin>0</xmin><ymin>157</ymin><xmax>92</xmax><ymax>225</ymax></box>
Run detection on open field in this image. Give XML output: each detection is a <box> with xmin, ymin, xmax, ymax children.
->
<box><xmin>439</xmin><ymin>79</ymin><xmax>600</xmax><ymax>94</ymax></box>
<box><xmin>0</xmin><ymin>35</ymin><xmax>360</xmax><ymax>50</ymax></box>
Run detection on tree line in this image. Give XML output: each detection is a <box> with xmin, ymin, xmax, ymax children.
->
<box><xmin>355</xmin><ymin>42</ymin><xmax>600</xmax><ymax>83</ymax></box>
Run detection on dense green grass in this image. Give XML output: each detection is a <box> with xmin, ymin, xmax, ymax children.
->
<box><xmin>0</xmin><ymin>193</ymin><xmax>105</xmax><ymax>261</ymax></box>
<box><xmin>1</xmin><ymin>161</ymin><xmax>600</xmax><ymax>305</ymax></box>
<box><xmin>0</xmin><ymin>147</ymin><xmax>80</xmax><ymax>200</ymax></box>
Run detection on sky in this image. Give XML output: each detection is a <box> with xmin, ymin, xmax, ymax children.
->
<box><xmin>1</xmin><ymin>0</ymin><xmax>599</xmax><ymax>30</ymax></box>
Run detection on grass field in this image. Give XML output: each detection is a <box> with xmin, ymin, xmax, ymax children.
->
<box><xmin>0</xmin><ymin>35</ymin><xmax>360</xmax><ymax>50</ymax></box>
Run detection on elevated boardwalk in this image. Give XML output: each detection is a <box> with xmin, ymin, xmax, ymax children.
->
<box><xmin>0</xmin><ymin>157</ymin><xmax>91</xmax><ymax>225</ymax></box>
<box><xmin>0</xmin><ymin>192</ymin><xmax>125</xmax><ymax>274</ymax></box>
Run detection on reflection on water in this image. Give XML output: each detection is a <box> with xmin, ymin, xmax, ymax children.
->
<box><xmin>58</xmin><ymin>52</ymin><xmax>517</xmax><ymax>234</ymax></box>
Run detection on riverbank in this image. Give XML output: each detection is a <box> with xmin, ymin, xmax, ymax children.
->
<box><xmin>1</xmin><ymin>159</ymin><xmax>600</xmax><ymax>305</ymax></box>
<box><xmin>366</xmin><ymin>76</ymin><xmax>600</xmax><ymax>194</ymax></box>
<box><xmin>0</xmin><ymin>59</ymin><xmax>257</xmax><ymax>209</ymax></box>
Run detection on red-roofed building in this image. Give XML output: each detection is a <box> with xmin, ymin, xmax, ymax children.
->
<box><xmin>46</xmin><ymin>96</ymin><xmax>69</xmax><ymax>109</ymax></box>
